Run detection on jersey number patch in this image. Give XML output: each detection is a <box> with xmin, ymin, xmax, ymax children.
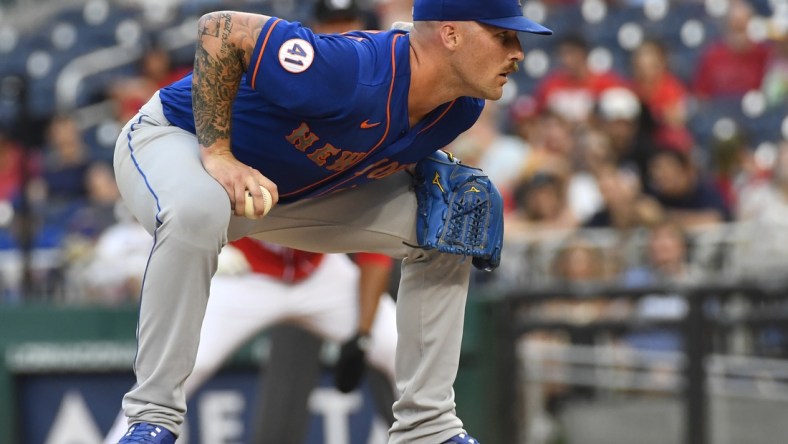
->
<box><xmin>278</xmin><ymin>38</ymin><xmax>314</xmax><ymax>73</ymax></box>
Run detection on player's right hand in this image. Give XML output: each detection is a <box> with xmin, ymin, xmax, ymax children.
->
<box><xmin>201</xmin><ymin>146</ymin><xmax>279</xmax><ymax>217</ymax></box>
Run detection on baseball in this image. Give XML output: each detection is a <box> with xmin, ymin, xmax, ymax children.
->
<box><xmin>244</xmin><ymin>185</ymin><xmax>273</xmax><ymax>219</ymax></box>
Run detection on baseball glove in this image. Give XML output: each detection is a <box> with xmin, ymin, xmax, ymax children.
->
<box><xmin>413</xmin><ymin>150</ymin><xmax>504</xmax><ymax>271</ymax></box>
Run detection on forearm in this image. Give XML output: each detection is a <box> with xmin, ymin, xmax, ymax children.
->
<box><xmin>356</xmin><ymin>260</ymin><xmax>392</xmax><ymax>335</ymax></box>
<box><xmin>193</xmin><ymin>11</ymin><xmax>269</xmax><ymax>152</ymax></box>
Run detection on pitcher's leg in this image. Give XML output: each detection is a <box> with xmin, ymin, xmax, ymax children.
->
<box><xmin>114</xmin><ymin>107</ymin><xmax>230</xmax><ymax>436</ymax></box>
<box><xmin>229</xmin><ymin>172</ymin><xmax>419</xmax><ymax>256</ymax></box>
<box><xmin>238</xmin><ymin>173</ymin><xmax>472</xmax><ymax>443</ymax></box>
<box><xmin>388</xmin><ymin>252</ymin><xmax>471</xmax><ymax>444</ymax></box>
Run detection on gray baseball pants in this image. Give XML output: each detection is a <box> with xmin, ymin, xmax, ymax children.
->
<box><xmin>113</xmin><ymin>92</ymin><xmax>471</xmax><ymax>444</ymax></box>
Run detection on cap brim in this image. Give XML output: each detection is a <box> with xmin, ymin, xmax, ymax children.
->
<box><xmin>477</xmin><ymin>16</ymin><xmax>553</xmax><ymax>35</ymax></box>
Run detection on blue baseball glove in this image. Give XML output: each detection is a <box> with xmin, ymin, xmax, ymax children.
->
<box><xmin>413</xmin><ymin>150</ymin><xmax>504</xmax><ymax>271</ymax></box>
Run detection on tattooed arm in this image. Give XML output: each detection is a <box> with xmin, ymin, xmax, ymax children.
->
<box><xmin>193</xmin><ymin>11</ymin><xmax>278</xmax><ymax>217</ymax></box>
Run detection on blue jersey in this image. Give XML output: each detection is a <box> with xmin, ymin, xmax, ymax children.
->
<box><xmin>159</xmin><ymin>18</ymin><xmax>484</xmax><ymax>203</ymax></box>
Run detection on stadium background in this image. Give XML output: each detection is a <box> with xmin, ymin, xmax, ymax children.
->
<box><xmin>0</xmin><ymin>0</ymin><xmax>787</xmax><ymax>443</ymax></box>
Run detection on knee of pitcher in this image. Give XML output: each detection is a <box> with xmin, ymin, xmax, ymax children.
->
<box><xmin>157</xmin><ymin>203</ymin><xmax>231</xmax><ymax>247</ymax></box>
<box><xmin>406</xmin><ymin>248</ymin><xmax>473</xmax><ymax>271</ymax></box>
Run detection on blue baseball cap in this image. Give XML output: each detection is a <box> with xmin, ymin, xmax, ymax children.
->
<box><xmin>413</xmin><ymin>0</ymin><xmax>552</xmax><ymax>35</ymax></box>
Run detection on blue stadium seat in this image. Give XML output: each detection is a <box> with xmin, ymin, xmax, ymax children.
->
<box><xmin>687</xmin><ymin>95</ymin><xmax>785</xmax><ymax>148</ymax></box>
<box><xmin>34</xmin><ymin>223</ymin><xmax>66</xmax><ymax>249</ymax></box>
<box><xmin>0</xmin><ymin>228</ymin><xmax>17</xmax><ymax>251</ymax></box>
<box><xmin>668</xmin><ymin>45</ymin><xmax>703</xmax><ymax>85</ymax></box>
<box><xmin>746</xmin><ymin>103</ymin><xmax>788</xmax><ymax>145</ymax></box>
<box><xmin>542</xmin><ymin>5</ymin><xmax>584</xmax><ymax>41</ymax></box>
<box><xmin>687</xmin><ymin>97</ymin><xmax>744</xmax><ymax>147</ymax></box>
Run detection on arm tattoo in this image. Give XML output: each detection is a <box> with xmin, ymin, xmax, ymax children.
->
<box><xmin>193</xmin><ymin>12</ymin><xmax>266</xmax><ymax>148</ymax></box>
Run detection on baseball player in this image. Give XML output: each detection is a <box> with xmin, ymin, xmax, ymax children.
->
<box><xmin>112</xmin><ymin>0</ymin><xmax>552</xmax><ymax>443</ymax></box>
<box><xmin>104</xmin><ymin>237</ymin><xmax>397</xmax><ymax>443</ymax></box>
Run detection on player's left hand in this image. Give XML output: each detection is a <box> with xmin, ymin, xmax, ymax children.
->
<box><xmin>334</xmin><ymin>333</ymin><xmax>370</xmax><ymax>393</ymax></box>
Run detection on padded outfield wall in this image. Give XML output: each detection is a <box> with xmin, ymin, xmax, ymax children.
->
<box><xmin>0</xmin><ymin>296</ymin><xmax>506</xmax><ymax>444</ymax></box>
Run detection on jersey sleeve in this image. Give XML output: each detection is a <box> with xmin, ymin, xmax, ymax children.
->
<box><xmin>245</xmin><ymin>18</ymin><xmax>361</xmax><ymax>117</ymax></box>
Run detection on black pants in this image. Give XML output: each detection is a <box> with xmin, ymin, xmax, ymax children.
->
<box><xmin>252</xmin><ymin>324</ymin><xmax>395</xmax><ymax>444</ymax></box>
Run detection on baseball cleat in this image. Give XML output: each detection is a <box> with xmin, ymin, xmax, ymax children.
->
<box><xmin>443</xmin><ymin>432</ymin><xmax>481</xmax><ymax>443</ymax></box>
<box><xmin>117</xmin><ymin>422</ymin><xmax>176</xmax><ymax>444</ymax></box>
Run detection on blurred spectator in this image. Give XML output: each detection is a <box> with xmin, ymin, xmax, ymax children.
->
<box><xmin>736</xmin><ymin>141</ymin><xmax>788</xmax><ymax>276</ymax></box>
<box><xmin>622</xmin><ymin>221</ymin><xmax>700</xmax><ymax>287</ymax></box>
<box><xmin>39</xmin><ymin>115</ymin><xmax>91</xmax><ymax>201</ymax></box>
<box><xmin>630</xmin><ymin>39</ymin><xmax>694</xmax><ymax>151</ymax></box>
<box><xmin>506</xmin><ymin>170</ymin><xmax>579</xmax><ymax>238</ymax></box>
<box><xmin>645</xmin><ymin>148</ymin><xmax>732</xmax><ymax>227</ymax></box>
<box><xmin>509</xmin><ymin>94</ymin><xmax>541</xmax><ymax>142</ymax></box>
<box><xmin>762</xmin><ymin>18</ymin><xmax>788</xmax><ymax>105</ymax></box>
<box><xmin>692</xmin><ymin>0</ymin><xmax>772</xmax><ymax>99</ymax></box>
<box><xmin>28</xmin><ymin>114</ymin><xmax>103</xmax><ymax>259</ymax></box>
<box><xmin>584</xmin><ymin>164</ymin><xmax>664</xmax><ymax>230</ymax></box>
<box><xmin>550</xmin><ymin>234</ymin><xmax>610</xmax><ymax>285</ymax></box>
<box><xmin>0</xmin><ymin>127</ymin><xmax>38</xmax><ymax>205</ymax></box>
<box><xmin>447</xmin><ymin>102</ymin><xmax>531</xmax><ymax>196</ymax></box>
<box><xmin>521</xmin><ymin>233</ymin><xmax>627</xmax><ymax>443</ymax></box>
<box><xmin>69</xmin><ymin>207</ymin><xmax>151</xmax><ymax>305</ymax></box>
<box><xmin>20</xmin><ymin>115</ymin><xmax>117</xmax><ymax>294</ymax></box>
<box><xmin>708</xmin><ymin>126</ymin><xmax>761</xmax><ymax>209</ymax></box>
<box><xmin>518</xmin><ymin>110</ymin><xmax>602</xmax><ymax>223</ymax></box>
<box><xmin>547</xmin><ymin>233</ymin><xmax>631</xmax><ymax>329</ymax></box>
<box><xmin>738</xmin><ymin>140</ymin><xmax>788</xmax><ymax>224</ymax></box>
<box><xmin>595</xmin><ymin>87</ymin><xmax>666</xmax><ymax>181</ymax></box>
<box><xmin>108</xmin><ymin>44</ymin><xmax>191</xmax><ymax>123</ymax></box>
<box><xmin>520</xmin><ymin>110</ymin><xmax>576</xmax><ymax>168</ymax></box>
<box><xmin>631</xmin><ymin>39</ymin><xmax>690</xmax><ymax>129</ymax></box>
<box><xmin>560</xmin><ymin>128</ymin><xmax>616</xmax><ymax>224</ymax></box>
<box><xmin>65</xmin><ymin>162</ymin><xmax>121</xmax><ymax>240</ymax></box>
<box><xmin>38</xmin><ymin>161</ymin><xmax>122</xmax><ymax>303</ymax></box>
<box><xmin>534</xmin><ymin>34</ymin><xmax>628</xmax><ymax>124</ymax></box>
<box><xmin>619</xmin><ymin>221</ymin><xmax>693</xmax><ymax>361</ymax></box>
<box><xmin>576</xmin><ymin>127</ymin><xmax>616</xmax><ymax>177</ymax></box>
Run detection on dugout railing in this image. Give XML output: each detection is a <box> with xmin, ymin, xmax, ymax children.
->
<box><xmin>490</xmin><ymin>280</ymin><xmax>788</xmax><ymax>444</ymax></box>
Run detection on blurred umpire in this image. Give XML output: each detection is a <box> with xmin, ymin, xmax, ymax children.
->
<box><xmin>251</xmin><ymin>1</ymin><xmax>394</xmax><ymax>443</ymax></box>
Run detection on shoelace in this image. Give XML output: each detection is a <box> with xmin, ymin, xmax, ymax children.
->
<box><xmin>119</xmin><ymin>424</ymin><xmax>170</xmax><ymax>443</ymax></box>
<box><xmin>445</xmin><ymin>433</ymin><xmax>479</xmax><ymax>444</ymax></box>
<box><xmin>445</xmin><ymin>191</ymin><xmax>488</xmax><ymax>250</ymax></box>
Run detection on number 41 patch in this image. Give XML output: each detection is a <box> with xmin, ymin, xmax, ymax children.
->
<box><xmin>278</xmin><ymin>38</ymin><xmax>314</xmax><ymax>73</ymax></box>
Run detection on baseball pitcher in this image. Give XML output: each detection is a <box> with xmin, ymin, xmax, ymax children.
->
<box><xmin>112</xmin><ymin>0</ymin><xmax>551</xmax><ymax>442</ymax></box>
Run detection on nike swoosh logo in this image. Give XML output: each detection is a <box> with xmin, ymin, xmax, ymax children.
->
<box><xmin>360</xmin><ymin>120</ymin><xmax>381</xmax><ymax>129</ymax></box>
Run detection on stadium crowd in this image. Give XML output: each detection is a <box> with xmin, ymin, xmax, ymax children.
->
<box><xmin>0</xmin><ymin>0</ymin><xmax>786</xmax><ymax>442</ymax></box>
<box><xmin>0</xmin><ymin>0</ymin><xmax>783</xmax><ymax>301</ymax></box>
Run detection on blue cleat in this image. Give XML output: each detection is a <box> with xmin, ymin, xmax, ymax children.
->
<box><xmin>117</xmin><ymin>422</ymin><xmax>176</xmax><ymax>444</ymax></box>
<box><xmin>443</xmin><ymin>432</ymin><xmax>481</xmax><ymax>443</ymax></box>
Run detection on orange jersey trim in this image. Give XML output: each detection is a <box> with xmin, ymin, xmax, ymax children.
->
<box><xmin>280</xmin><ymin>33</ymin><xmax>402</xmax><ymax>199</ymax></box>
<box><xmin>418</xmin><ymin>100</ymin><xmax>456</xmax><ymax>134</ymax></box>
<box><xmin>251</xmin><ymin>18</ymin><xmax>283</xmax><ymax>90</ymax></box>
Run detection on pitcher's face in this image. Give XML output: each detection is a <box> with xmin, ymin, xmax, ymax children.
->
<box><xmin>452</xmin><ymin>22</ymin><xmax>524</xmax><ymax>100</ymax></box>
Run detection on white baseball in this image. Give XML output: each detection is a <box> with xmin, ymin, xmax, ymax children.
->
<box><xmin>244</xmin><ymin>185</ymin><xmax>273</xmax><ymax>219</ymax></box>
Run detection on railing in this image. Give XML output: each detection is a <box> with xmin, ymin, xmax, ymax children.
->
<box><xmin>496</xmin><ymin>221</ymin><xmax>788</xmax><ymax>289</ymax></box>
<box><xmin>495</xmin><ymin>281</ymin><xmax>788</xmax><ymax>444</ymax></box>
